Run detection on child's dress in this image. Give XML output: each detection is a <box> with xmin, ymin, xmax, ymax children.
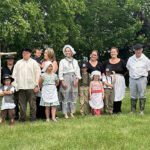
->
<box><xmin>0</xmin><ymin>85</ymin><xmax>16</xmax><ymax>120</ymax></box>
<box><xmin>89</xmin><ymin>81</ymin><xmax>104</xmax><ymax>115</ymax></box>
<box><xmin>40</xmin><ymin>73</ymin><xmax>59</xmax><ymax>106</ymax></box>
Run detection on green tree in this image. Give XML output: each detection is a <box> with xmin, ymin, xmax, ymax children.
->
<box><xmin>0</xmin><ymin>0</ymin><xmax>45</xmax><ymax>55</ymax></box>
<box><xmin>77</xmin><ymin>0</ymin><xmax>147</xmax><ymax>60</ymax></box>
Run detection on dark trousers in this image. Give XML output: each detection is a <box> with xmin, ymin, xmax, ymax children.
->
<box><xmin>14</xmin><ymin>92</ymin><xmax>19</xmax><ymax>119</ymax></box>
<box><xmin>1</xmin><ymin>109</ymin><xmax>15</xmax><ymax>120</ymax></box>
<box><xmin>18</xmin><ymin>89</ymin><xmax>36</xmax><ymax>121</ymax></box>
<box><xmin>113</xmin><ymin>101</ymin><xmax>122</xmax><ymax>114</ymax></box>
<box><xmin>36</xmin><ymin>97</ymin><xmax>46</xmax><ymax>119</ymax></box>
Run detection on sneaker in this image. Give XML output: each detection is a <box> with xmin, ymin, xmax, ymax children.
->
<box><xmin>52</xmin><ymin>119</ymin><xmax>57</xmax><ymax>122</ymax></box>
<box><xmin>140</xmin><ymin>111</ymin><xmax>144</xmax><ymax>115</ymax></box>
<box><xmin>46</xmin><ymin>119</ymin><xmax>50</xmax><ymax>122</ymax></box>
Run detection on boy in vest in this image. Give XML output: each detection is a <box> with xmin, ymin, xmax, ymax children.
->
<box><xmin>0</xmin><ymin>74</ymin><xmax>15</xmax><ymax>125</ymax></box>
<box><xmin>79</xmin><ymin>63</ymin><xmax>90</xmax><ymax>116</ymax></box>
<box><xmin>103</xmin><ymin>68</ymin><xmax>116</xmax><ymax>115</ymax></box>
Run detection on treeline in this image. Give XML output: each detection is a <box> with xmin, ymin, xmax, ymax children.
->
<box><xmin>0</xmin><ymin>0</ymin><xmax>150</xmax><ymax>61</ymax></box>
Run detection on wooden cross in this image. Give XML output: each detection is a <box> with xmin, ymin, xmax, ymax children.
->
<box><xmin>0</xmin><ymin>52</ymin><xmax>17</xmax><ymax>87</ymax></box>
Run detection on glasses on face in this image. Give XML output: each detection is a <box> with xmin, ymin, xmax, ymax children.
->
<box><xmin>92</xmin><ymin>54</ymin><xmax>97</xmax><ymax>56</ymax></box>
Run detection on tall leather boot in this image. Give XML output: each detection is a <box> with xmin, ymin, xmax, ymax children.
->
<box><xmin>131</xmin><ymin>98</ymin><xmax>137</xmax><ymax>113</ymax></box>
<box><xmin>139</xmin><ymin>98</ymin><xmax>146</xmax><ymax>115</ymax></box>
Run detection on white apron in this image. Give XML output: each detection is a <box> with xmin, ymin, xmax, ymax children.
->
<box><xmin>114</xmin><ymin>74</ymin><xmax>126</xmax><ymax>102</ymax></box>
<box><xmin>89</xmin><ymin>92</ymin><xmax>104</xmax><ymax>109</ymax></box>
<box><xmin>41</xmin><ymin>85</ymin><xmax>58</xmax><ymax>103</ymax></box>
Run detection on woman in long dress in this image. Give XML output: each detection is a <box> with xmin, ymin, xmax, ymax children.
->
<box><xmin>59</xmin><ymin>45</ymin><xmax>81</xmax><ymax>119</ymax></box>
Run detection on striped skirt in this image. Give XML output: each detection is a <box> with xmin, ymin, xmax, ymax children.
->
<box><xmin>59</xmin><ymin>72</ymin><xmax>78</xmax><ymax>114</ymax></box>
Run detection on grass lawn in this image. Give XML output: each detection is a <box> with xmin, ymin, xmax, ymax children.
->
<box><xmin>0</xmin><ymin>88</ymin><xmax>150</xmax><ymax>150</ymax></box>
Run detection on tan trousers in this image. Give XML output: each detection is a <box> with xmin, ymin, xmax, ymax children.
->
<box><xmin>79</xmin><ymin>86</ymin><xmax>90</xmax><ymax>115</ymax></box>
<box><xmin>104</xmin><ymin>88</ymin><xmax>114</xmax><ymax>114</ymax></box>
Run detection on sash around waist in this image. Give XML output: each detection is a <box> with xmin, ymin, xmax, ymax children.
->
<box><xmin>92</xmin><ymin>90</ymin><xmax>102</xmax><ymax>93</ymax></box>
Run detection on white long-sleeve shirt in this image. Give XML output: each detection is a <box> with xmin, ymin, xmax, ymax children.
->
<box><xmin>59</xmin><ymin>58</ymin><xmax>81</xmax><ymax>80</ymax></box>
<box><xmin>126</xmin><ymin>54</ymin><xmax>150</xmax><ymax>79</ymax></box>
<box><xmin>12</xmin><ymin>58</ymin><xmax>41</xmax><ymax>91</ymax></box>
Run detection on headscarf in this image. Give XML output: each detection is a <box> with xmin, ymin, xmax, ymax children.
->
<box><xmin>42</xmin><ymin>61</ymin><xmax>53</xmax><ymax>72</ymax></box>
<box><xmin>91</xmin><ymin>70</ymin><xmax>101</xmax><ymax>79</ymax></box>
<box><xmin>63</xmin><ymin>45</ymin><xmax>76</xmax><ymax>56</ymax></box>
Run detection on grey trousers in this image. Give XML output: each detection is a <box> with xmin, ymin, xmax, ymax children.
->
<box><xmin>129</xmin><ymin>77</ymin><xmax>147</xmax><ymax>99</ymax></box>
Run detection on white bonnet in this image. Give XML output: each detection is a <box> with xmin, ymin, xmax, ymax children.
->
<box><xmin>91</xmin><ymin>71</ymin><xmax>101</xmax><ymax>79</ymax></box>
<box><xmin>63</xmin><ymin>45</ymin><xmax>76</xmax><ymax>56</ymax></box>
<box><xmin>42</xmin><ymin>61</ymin><xmax>53</xmax><ymax>72</ymax></box>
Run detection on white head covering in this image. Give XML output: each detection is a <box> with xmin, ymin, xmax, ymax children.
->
<box><xmin>42</xmin><ymin>61</ymin><xmax>53</xmax><ymax>72</ymax></box>
<box><xmin>63</xmin><ymin>45</ymin><xmax>76</xmax><ymax>56</ymax></box>
<box><xmin>91</xmin><ymin>71</ymin><xmax>101</xmax><ymax>79</ymax></box>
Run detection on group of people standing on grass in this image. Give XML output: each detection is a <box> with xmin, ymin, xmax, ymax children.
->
<box><xmin>0</xmin><ymin>43</ymin><xmax>150</xmax><ymax>125</ymax></box>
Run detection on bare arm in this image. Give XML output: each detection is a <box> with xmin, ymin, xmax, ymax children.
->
<box><xmin>0</xmin><ymin>92</ymin><xmax>5</xmax><ymax>96</ymax></box>
<box><xmin>89</xmin><ymin>82</ymin><xmax>92</xmax><ymax>100</ymax></box>
<box><xmin>112</xmin><ymin>71</ymin><xmax>116</xmax><ymax>84</ymax></box>
<box><xmin>39</xmin><ymin>77</ymin><xmax>43</xmax><ymax>89</ymax></box>
<box><xmin>55</xmin><ymin>79</ymin><xmax>59</xmax><ymax>86</ymax></box>
<box><xmin>3</xmin><ymin>91</ymin><xmax>13</xmax><ymax>95</ymax></box>
<box><xmin>53</xmin><ymin>61</ymin><xmax>58</xmax><ymax>73</ymax></box>
<box><xmin>100</xmin><ymin>82</ymin><xmax>104</xmax><ymax>99</ymax></box>
<box><xmin>103</xmin><ymin>82</ymin><xmax>114</xmax><ymax>88</ymax></box>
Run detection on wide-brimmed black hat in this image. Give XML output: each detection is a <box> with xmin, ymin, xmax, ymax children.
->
<box><xmin>22</xmin><ymin>48</ymin><xmax>32</xmax><ymax>53</ymax></box>
<box><xmin>5</xmin><ymin>55</ymin><xmax>15</xmax><ymax>59</ymax></box>
<box><xmin>2</xmin><ymin>74</ymin><xmax>14</xmax><ymax>82</ymax></box>
<box><xmin>133</xmin><ymin>44</ymin><xmax>143</xmax><ymax>50</ymax></box>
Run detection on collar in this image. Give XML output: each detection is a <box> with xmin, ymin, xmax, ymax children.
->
<box><xmin>134</xmin><ymin>54</ymin><xmax>144</xmax><ymax>61</ymax></box>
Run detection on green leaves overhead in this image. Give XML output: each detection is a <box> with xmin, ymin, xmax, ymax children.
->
<box><xmin>0</xmin><ymin>0</ymin><xmax>149</xmax><ymax>60</ymax></box>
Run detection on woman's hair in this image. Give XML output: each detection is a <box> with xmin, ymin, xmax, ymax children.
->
<box><xmin>91</xmin><ymin>50</ymin><xmax>99</xmax><ymax>55</ymax></box>
<box><xmin>45</xmin><ymin>48</ymin><xmax>56</xmax><ymax>61</ymax></box>
<box><xmin>110</xmin><ymin>47</ymin><xmax>119</xmax><ymax>53</ymax></box>
<box><xmin>90</xmin><ymin>50</ymin><xmax>99</xmax><ymax>58</ymax></box>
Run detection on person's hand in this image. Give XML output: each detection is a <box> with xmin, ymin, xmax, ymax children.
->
<box><xmin>62</xmin><ymin>81</ymin><xmax>67</xmax><ymax>89</ymax></box>
<box><xmin>89</xmin><ymin>95</ymin><xmax>92</xmax><ymax>100</ymax></box>
<box><xmin>74</xmin><ymin>79</ymin><xmax>79</xmax><ymax>88</ymax></box>
<box><xmin>1</xmin><ymin>92</ymin><xmax>5</xmax><ymax>96</ymax></box>
<box><xmin>102</xmin><ymin>95</ymin><xmax>104</xmax><ymax>100</ymax></box>
<box><xmin>79</xmin><ymin>93</ymin><xmax>81</xmax><ymax>97</ymax></box>
<box><xmin>112</xmin><ymin>71</ymin><xmax>115</xmax><ymax>75</ymax></box>
<box><xmin>34</xmin><ymin>87</ymin><xmax>39</xmax><ymax>93</ymax></box>
<box><xmin>3</xmin><ymin>91</ymin><xmax>7</xmax><ymax>95</ymax></box>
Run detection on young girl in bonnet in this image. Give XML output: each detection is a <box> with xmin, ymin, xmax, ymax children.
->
<box><xmin>89</xmin><ymin>71</ymin><xmax>104</xmax><ymax>116</ymax></box>
<box><xmin>39</xmin><ymin>61</ymin><xmax>59</xmax><ymax>122</ymax></box>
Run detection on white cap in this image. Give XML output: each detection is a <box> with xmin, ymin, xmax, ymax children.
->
<box><xmin>42</xmin><ymin>61</ymin><xmax>53</xmax><ymax>72</ymax></box>
<box><xmin>91</xmin><ymin>71</ymin><xmax>101</xmax><ymax>79</ymax></box>
<box><xmin>63</xmin><ymin>45</ymin><xmax>76</xmax><ymax>56</ymax></box>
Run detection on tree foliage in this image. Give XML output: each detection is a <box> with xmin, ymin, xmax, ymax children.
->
<box><xmin>0</xmin><ymin>0</ymin><xmax>150</xmax><ymax>60</ymax></box>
